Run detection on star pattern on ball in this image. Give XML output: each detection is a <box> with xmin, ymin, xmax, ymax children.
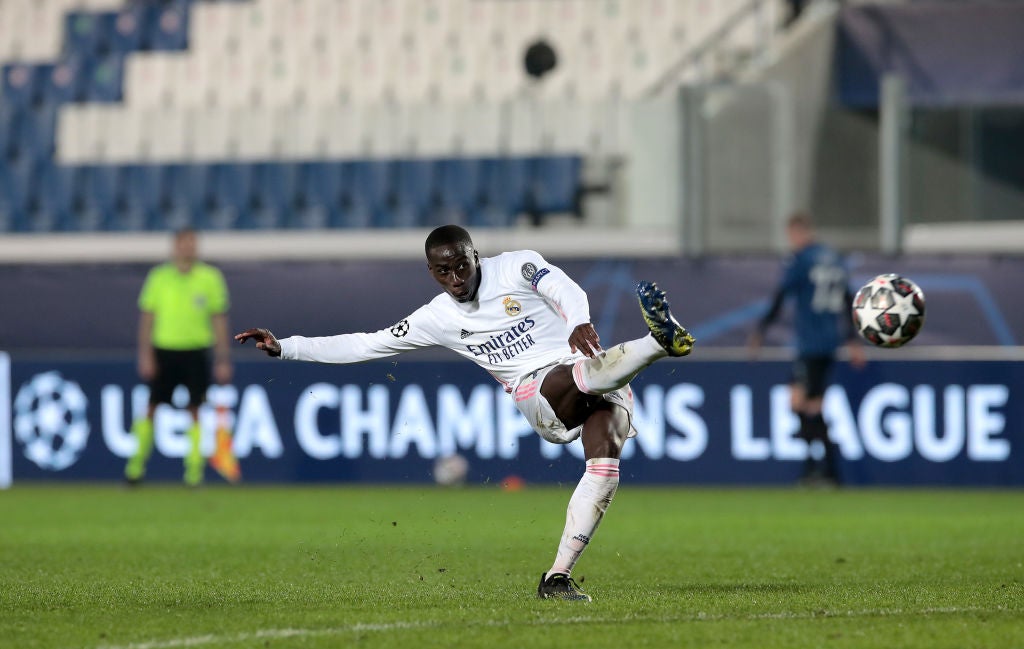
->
<box><xmin>889</xmin><ymin>289</ymin><xmax>922</xmax><ymax>320</ymax></box>
<box><xmin>855</xmin><ymin>297</ymin><xmax>891</xmax><ymax>333</ymax></box>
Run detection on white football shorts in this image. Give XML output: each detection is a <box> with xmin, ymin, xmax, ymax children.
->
<box><xmin>512</xmin><ymin>360</ymin><xmax>636</xmax><ymax>445</ymax></box>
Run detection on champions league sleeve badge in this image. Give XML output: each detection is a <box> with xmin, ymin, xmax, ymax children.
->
<box><xmin>390</xmin><ymin>319</ymin><xmax>410</xmax><ymax>337</ymax></box>
<box><xmin>521</xmin><ymin>262</ymin><xmax>537</xmax><ymax>282</ymax></box>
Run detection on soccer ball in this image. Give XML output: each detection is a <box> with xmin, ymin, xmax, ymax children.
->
<box><xmin>432</xmin><ymin>453</ymin><xmax>469</xmax><ymax>486</ymax></box>
<box><xmin>851</xmin><ymin>274</ymin><xmax>926</xmax><ymax>348</ymax></box>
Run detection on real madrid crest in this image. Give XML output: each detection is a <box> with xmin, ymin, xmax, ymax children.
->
<box><xmin>502</xmin><ymin>296</ymin><xmax>522</xmax><ymax>316</ymax></box>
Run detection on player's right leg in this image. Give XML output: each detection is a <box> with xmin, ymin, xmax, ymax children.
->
<box><xmin>571</xmin><ymin>281</ymin><xmax>694</xmax><ymax>395</ymax></box>
<box><xmin>636</xmin><ymin>281</ymin><xmax>695</xmax><ymax>357</ymax></box>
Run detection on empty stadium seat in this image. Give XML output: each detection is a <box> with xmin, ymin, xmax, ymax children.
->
<box><xmin>34</xmin><ymin>162</ymin><xmax>79</xmax><ymax>231</ymax></box>
<box><xmin>116</xmin><ymin>164</ymin><xmax>162</xmax><ymax>231</ymax></box>
<box><xmin>86</xmin><ymin>54</ymin><xmax>124</xmax><ymax>102</ymax></box>
<box><xmin>437</xmin><ymin>158</ymin><xmax>482</xmax><ymax>218</ymax></box>
<box><xmin>195</xmin><ymin>162</ymin><xmax>251</xmax><ymax>230</ymax></box>
<box><xmin>148</xmin><ymin>3</ymin><xmax>189</xmax><ymax>51</ymax></box>
<box><xmin>64</xmin><ymin>11</ymin><xmax>115</xmax><ymax>59</ymax></box>
<box><xmin>2</xmin><ymin>64</ymin><xmax>42</xmax><ymax>109</ymax></box>
<box><xmin>43</xmin><ymin>58</ymin><xmax>90</xmax><ymax>104</ymax></box>
<box><xmin>479</xmin><ymin>157</ymin><xmax>529</xmax><ymax>221</ymax></box>
<box><xmin>343</xmin><ymin>160</ymin><xmax>393</xmax><ymax>228</ymax></box>
<box><xmin>244</xmin><ymin>162</ymin><xmax>295</xmax><ymax>229</ymax></box>
<box><xmin>0</xmin><ymin>159</ymin><xmax>33</xmax><ymax>231</ymax></box>
<box><xmin>109</xmin><ymin>4</ymin><xmax>150</xmax><ymax>54</ymax></box>
<box><xmin>529</xmin><ymin>156</ymin><xmax>582</xmax><ymax>214</ymax></box>
<box><xmin>386</xmin><ymin>159</ymin><xmax>438</xmax><ymax>228</ymax></box>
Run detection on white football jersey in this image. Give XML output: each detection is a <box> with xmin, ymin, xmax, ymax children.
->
<box><xmin>279</xmin><ymin>250</ymin><xmax>592</xmax><ymax>391</ymax></box>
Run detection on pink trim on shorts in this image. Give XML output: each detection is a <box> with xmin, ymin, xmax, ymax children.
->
<box><xmin>572</xmin><ymin>359</ymin><xmax>598</xmax><ymax>395</ymax></box>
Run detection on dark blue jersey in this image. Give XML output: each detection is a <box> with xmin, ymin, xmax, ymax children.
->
<box><xmin>759</xmin><ymin>242</ymin><xmax>852</xmax><ymax>357</ymax></box>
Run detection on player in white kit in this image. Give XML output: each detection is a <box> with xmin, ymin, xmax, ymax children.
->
<box><xmin>235</xmin><ymin>225</ymin><xmax>695</xmax><ymax>601</ymax></box>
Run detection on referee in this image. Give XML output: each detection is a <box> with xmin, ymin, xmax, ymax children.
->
<box><xmin>125</xmin><ymin>228</ymin><xmax>232</xmax><ymax>486</ymax></box>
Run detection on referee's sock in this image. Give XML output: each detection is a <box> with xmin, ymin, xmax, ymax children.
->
<box><xmin>125</xmin><ymin>417</ymin><xmax>154</xmax><ymax>481</ymax></box>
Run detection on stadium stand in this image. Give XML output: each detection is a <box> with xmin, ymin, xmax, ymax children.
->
<box><xmin>0</xmin><ymin>0</ymin><xmax>781</xmax><ymax>233</ymax></box>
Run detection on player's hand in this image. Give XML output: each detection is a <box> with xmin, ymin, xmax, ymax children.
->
<box><xmin>234</xmin><ymin>328</ymin><xmax>282</xmax><ymax>357</ymax></box>
<box><xmin>569</xmin><ymin>323</ymin><xmax>602</xmax><ymax>358</ymax></box>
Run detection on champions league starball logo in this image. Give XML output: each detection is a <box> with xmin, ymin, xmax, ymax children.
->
<box><xmin>13</xmin><ymin>371</ymin><xmax>90</xmax><ymax>471</ymax></box>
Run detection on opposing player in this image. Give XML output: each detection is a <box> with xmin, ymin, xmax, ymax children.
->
<box><xmin>749</xmin><ymin>213</ymin><xmax>865</xmax><ymax>485</ymax></box>
<box><xmin>236</xmin><ymin>224</ymin><xmax>695</xmax><ymax>601</ymax></box>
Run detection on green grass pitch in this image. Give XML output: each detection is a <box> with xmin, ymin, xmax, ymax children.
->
<box><xmin>1</xmin><ymin>485</ymin><xmax>1022</xmax><ymax>649</ymax></box>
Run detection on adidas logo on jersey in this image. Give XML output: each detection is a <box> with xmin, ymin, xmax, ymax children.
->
<box><xmin>460</xmin><ymin>329</ymin><xmax>473</xmax><ymax>339</ymax></box>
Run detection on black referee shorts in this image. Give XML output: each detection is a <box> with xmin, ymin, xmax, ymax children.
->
<box><xmin>149</xmin><ymin>348</ymin><xmax>212</xmax><ymax>408</ymax></box>
<box><xmin>790</xmin><ymin>355</ymin><xmax>835</xmax><ymax>399</ymax></box>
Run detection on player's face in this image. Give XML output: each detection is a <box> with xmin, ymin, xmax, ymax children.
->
<box><xmin>426</xmin><ymin>243</ymin><xmax>480</xmax><ymax>303</ymax></box>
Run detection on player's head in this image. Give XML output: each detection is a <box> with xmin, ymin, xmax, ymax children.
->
<box><xmin>173</xmin><ymin>227</ymin><xmax>198</xmax><ymax>270</ymax></box>
<box><xmin>786</xmin><ymin>212</ymin><xmax>815</xmax><ymax>250</ymax></box>
<box><xmin>425</xmin><ymin>225</ymin><xmax>481</xmax><ymax>303</ymax></box>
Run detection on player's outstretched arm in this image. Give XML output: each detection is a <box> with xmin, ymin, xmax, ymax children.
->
<box><xmin>234</xmin><ymin>328</ymin><xmax>282</xmax><ymax>357</ymax></box>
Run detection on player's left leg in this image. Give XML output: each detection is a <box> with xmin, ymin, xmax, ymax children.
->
<box><xmin>538</xmin><ymin>399</ymin><xmax>629</xmax><ymax>601</ymax></box>
<box><xmin>184</xmin><ymin>405</ymin><xmax>204</xmax><ymax>487</ymax></box>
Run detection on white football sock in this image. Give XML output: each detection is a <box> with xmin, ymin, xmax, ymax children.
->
<box><xmin>547</xmin><ymin>458</ymin><xmax>620</xmax><ymax>577</ymax></box>
<box><xmin>572</xmin><ymin>335</ymin><xmax>666</xmax><ymax>394</ymax></box>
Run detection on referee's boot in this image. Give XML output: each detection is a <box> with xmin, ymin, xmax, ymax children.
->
<box><xmin>637</xmin><ymin>281</ymin><xmax>695</xmax><ymax>357</ymax></box>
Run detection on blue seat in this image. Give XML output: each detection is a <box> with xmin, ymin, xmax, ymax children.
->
<box><xmin>382</xmin><ymin>159</ymin><xmax>437</xmax><ymax>228</ymax></box>
<box><xmin>245</xmin><ymin>162</ymin><xmax>296</xmax><ymax>229</ymax></box>
<box><xmin>110</xmin><ymin>5</ymin><xmax>149</xmax><ymax>53</ymax></box>
<box><xmin>153</xmin><ymin>163</ymin><xmax>206</xmax><ymax>231</ymax></box>
<box><xmin>86</xmin><ymin>55</ymin><xmax>124</xmax><ymax>102</ymax></box>
<box><xmin>148</xmin><ymin>4</ymin><xmax>189</xmax><ymax>51</ymax></box>
<box><xmin>341</xmin><ymin>160</ymin><xmax>393</xmax><ymax>228</ymax></box>
<box><xmin>437</xmin><ymin>158</ymin><xmax>482</xmax><ymax>217</ymax></box>
<box><xmin>195</xmin><ymin>163</ymin><xmax>250</xmax><ymax>230</ymax></box>
<box><xmin>0</xmin><ymin>103</ymin><xmax>22</xmax><ymax>161</ymax></box>
<box><xmin>65</xmin><ymin>12</ymin><xmax>115</xmax><ymax>58</ymax></box>
<box><xmin>294</xmin><ymin>161</ymin><xmax>342</xmax><ymax>228</ymax></box>
<box><xmin>476</xmin><ymin>157</ymin><xmax>529</xmax><ymax>226</ymax></box>
<box><xmin>43</xmin><ymin>58</ymin><xmax>90</xmax><ymax>104</ymax></box>
<box><xmin>5</xmin><ymin>104</ymin><xmax>56</xmax><ymax>166</ymax></box>
<box><xmin>0</xmin><ymin>160</ymin><xmax>33</xmax><ymax>231</ymax></box>
<box><xmin>34</xmin><ymin>163</ymin><xmax>79</xmax><ymax>231</ymax></box>
<box><xmin>98</xmin><ymin>164</ymin><xmax>153</xmax><ymax>231</ymax></box>
<box><xmin>65</xmin><ymin>164</ymin><xmax>121</xmax><ymax>231</ymax></box>
<box><xmin>2</xmin><ymin>64</ymin><xmax>41</xmax><ymax>109</ymax></box>
<box><xmin>529</xmin><ymin>156</ymin><xmax>581</xmax><ymax>214</ymax></box>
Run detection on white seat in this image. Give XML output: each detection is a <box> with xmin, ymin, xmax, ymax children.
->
<box><xmin>102</xmin><ymin>107</ymin><xmax>146</xmax><ymax>163</ymax></box>
<box><xmin>231</xmin><ymin>107</ymin><xmax>283</xmax><ymax>160</ymax></box>
<box><xmin>503</xmin><ymin>99</ymin><xmax>545</xmax><ymax>156</ymax></box>
<box><xmin>137</xmin><ymin>107</ymin><xmax>188</xmax><ymax>162</ymax></box>
<box><xmin>451</xmin><ymin>102</ymin><xmax>502</xmax><ymax>157</ymax></box>
<box><xmin>124</xmin><ymin>54</ymin><xmax>177</xmax><ymax>110</ymax></box>
<box><xmin>55</xmin><ymin>104</ymin><xmax>97</xmax><ymax>164</ymax></box>
<box><xmin>184</xmin><ymin>107</ymin><xmax>233</xmax><ymax>161</ymax></box>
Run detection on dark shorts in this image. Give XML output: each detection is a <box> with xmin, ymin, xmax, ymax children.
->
<box><xmin>150</xmin><ymin>348</ymin><xmax>212</xmax><ymax>407</ymax></box>
<box><xmin>790</xmin><ymin>355</ymin><xmax>834</xmax><ymax>399</ymax></box>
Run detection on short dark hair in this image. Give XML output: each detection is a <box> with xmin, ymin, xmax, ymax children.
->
<box><xmin>787</xmin><ymin>212</ymin><xmax>813</xmax><ymax>230</ymax></box>
<box><xmin>425</xmin><ymin>224</ymin><xmax>474</xmax><ymax>256</ymax></box>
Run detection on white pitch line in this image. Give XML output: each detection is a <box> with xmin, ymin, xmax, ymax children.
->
<box><xmin>92</xmin><ymin>605</ymin><xmax>1005</xmax><ymax>649</ymax></box>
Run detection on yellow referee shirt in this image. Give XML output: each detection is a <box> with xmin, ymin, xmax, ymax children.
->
<box><xmin>138</xmin><ymin>261</ymin><xmax>229</xmax><ymax>350</ymax></box>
